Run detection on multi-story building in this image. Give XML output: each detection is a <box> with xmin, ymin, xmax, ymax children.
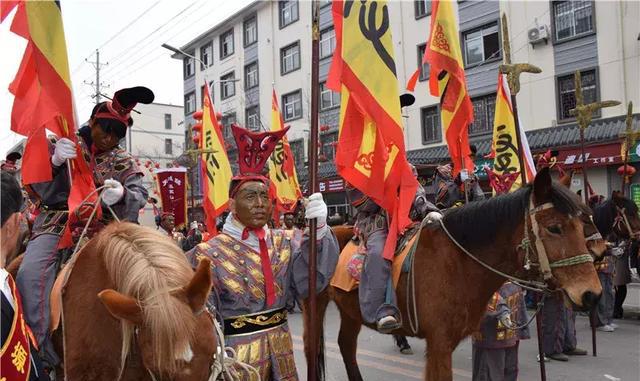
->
<box><xmin>176</xmin><ymin>0</ymin><xmax>639</xmax><ymax>213</ymax></box>
<box><xmin>123</xmin><ymin>102</ymin><xmax>185</xmax><ymax>227</ymax></box>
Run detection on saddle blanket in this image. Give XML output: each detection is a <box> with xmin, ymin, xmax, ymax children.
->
<box><xmin>330</xmin><ymin>232</ymin><xmax>419</xmax><ymax>292</ymax></box>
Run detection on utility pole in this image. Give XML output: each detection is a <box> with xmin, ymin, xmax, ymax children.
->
<box><xmin>84</xmin><ymin>49</ymin><xmax>109</xmax><ymax>104</ymax></box>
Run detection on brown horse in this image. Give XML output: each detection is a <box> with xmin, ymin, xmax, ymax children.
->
<box><xmin>302</xmin><ymin>168</ymin><xmax>603</xmax><ymax>381</ymax></box>
<box><xmin>10</xmin><ymin>222</ymin><xmax>218</xmax><ymax>380</ymax></box>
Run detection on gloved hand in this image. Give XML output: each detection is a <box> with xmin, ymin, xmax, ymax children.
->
<box><xmin>190</xmin><ymin>221</ymin><xmax>198</xmax><ymax>230</ymax></box>
<box><xmin>305</xmin><ymin>193</ymin><xmax>328</xmax><ymax>239</ymax></box>
<box><xmin>425</xmin><ymin>211</ymin><xmax>443</xmax><ymax>223</ymax></box>
<box><xmin>499</xmin><ymin>314</ymin><xmax>514</xmax><ymax>329</ymax></box>
<box><xmin>51</xmin><ymin>137</ymin><xmax>77</xmax><ymax>167</ymax></box>
<box><xmin>102</xmin><ymin>179</ymin><xmax>125</xmax><ymax>206</ymax></box>
<box><xmin>611</xmin><ymin>245</ymin><xmax>625</xmax><ymax>258</ymax></box>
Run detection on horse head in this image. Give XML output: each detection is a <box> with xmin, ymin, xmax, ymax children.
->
<box><xmin>96</xmin><ymin>223</ymin><xmax>217</xmax><ymax>380</ymax></box>
<box><xmin>610</xmin><ymin>190</ymin><xmax>640</xmax><ymax>240</ymax></box>
<box><xmin>529</xmin><ymin>168</ymin><xmax>602</xmax><ymax>309</ymax></box>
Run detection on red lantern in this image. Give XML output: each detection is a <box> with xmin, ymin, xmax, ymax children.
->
<box><xmin>216</xmin><ymin>112</ymin><xmax>223</xmax><ymax>120</ymax></box>
<box><xmin>193</xmin><ymin>134</ymin><xmax>201</xmax><ymax>146</ymax></box>
<box><xmin>193</xmin><ymin>110</ymin><xmax>204</xmax><ymax>121</ymax></box>
<box><xmin>617</xmin><ymin>164</ymin><xmax>637</xmax><ymax>177</ymax></box>
<box><xmin>155</xmin><ymin>163</ymin><xmax>160</xmax><ymax>169</ymax></box>
<box><xmin>320</xmin><ymin>125</ymin><xmax>330</xmax><ymax>132</ymax></box>
<box><xmin>192</xmin><ymin>122</ymin><xmax>202</xmax><ymax>133</ymax></box>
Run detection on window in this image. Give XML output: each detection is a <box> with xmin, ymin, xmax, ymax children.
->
<box><xmin>417</xmin><ymin>44</ymin><xmax>429</xmax><ymax>81</ymax></box>
<box><xmin>468</xmin><ymin>94</ymin><xmax>496</xmax><ymax>136</ymax></box>
<box><xmin>289</xmin><ymin>139</ymin><xmax>304</xmax><ymax>167</ymax></box>
<box><xmin>282</xmin><ymin>90</ymin><xmax>302</xmax><ymax>121</ymax></box>
<box><xmin>320</xmin><ymin>82</ymin><xmax>340</xmax><ymax>110</ymax></box>
<box><xmin>320</xmin><ymin>27</ymin><xmax>336</xmax><ymax>59</ymax></box>
<box><xmin>279</xmin><ymin>1</ymin><xmax>299</xmax><ymax>28</ymax></box>
<box><xmin>220</xmin><ymin>29</ymin><xmax>234</xmax><ymax>59</ymax></box>
<box><xmin>164</xmin><ymin>113</ymin><xmax>172</xmax><ymax>130</ymax></box>
<box><xmin>220</xmin><ymin>72</ymin><xmax>236</xmax><ymax>100</ymax></box>
<box><xmin>280</xmin><ymin>42</ymin><xmax>300</xmax><ymax>75</ymax></box>
<box><xmin>245</xmin><ymin>106</ymin><xmax>260</xmax><ymax>131</ymax></box>
<box><xmin>322</xmin><ymin>132</ymin><xmax>338</xmax><ymax>161</ymax></box>
<box><xmin>415</xmin><ymin>0</ymin><xmax>430</xmax><ymax>19</ymax></box>
<box><xmin>557</xmin><ymin>69</ymin><xmax>598</xmax><ymax>120</ymax></box>
<box><xmin>200</xmin><ymin>42</ymin><xmax>212</xmax><ymax>70</ymax></box>
<box><xmin>221</xmin><ymin>112</ymin><xmax>236</xmax><ymax>139</ymax></box>
<box><xmin>421</xmin><ymin>106</ymin><xmax>441</xmax><ymax>144</ymax></box>
<box><xmin>245</xmin><ymin>61</ymin><xmax>259</xmax><ymax>89</ymax></box>
<box><xmin>553</xmin><ymin>1</ymin><xmax>594</xmax><ymax>42</ymax></box>
<box><xmin>165</xmin><ymin>139</ymin><xmax>173</xmax><ymax>155</ymax></box>
<box><xmin>463</xmin><ymin>22</ymin><xmax>500</xmax><ymax>67</ymax></box>
<box><xmin>183</xmin><ymin>54</ymin><xmax>195</xmax><ymax>79</ymax></box>
<box><xmin>184</xmin><ymin>92</ymin><xmax>196</xmax><ymax>115</ymax></box>
<box><xmin>243</xmin><ymin>16</ymin><xmax>258</xmax><ymax>47</ymax></box>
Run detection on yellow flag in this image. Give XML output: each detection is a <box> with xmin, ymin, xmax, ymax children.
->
<box><xmin>201</xmin><ymin>82</ymin><xmax>233</xmax><ymax>225</ymax></box>
<box><xmin>268</xmin><ymin>90</ymin><xmax>301</xmax><ymax>213</ymax></box>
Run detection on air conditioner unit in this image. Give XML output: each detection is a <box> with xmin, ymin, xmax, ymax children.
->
<box><xmin>528</xmin><ymin>25</ymin><xmax>549</xmax><ymax>47</ymax></box>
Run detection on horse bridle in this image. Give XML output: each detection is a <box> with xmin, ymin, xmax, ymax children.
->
<box><xmin>438</xmin><ymin>194</ymin><xmax>594</xmax><ymax>292</ymax></box>
<box><xmin>613</xmin><ymin>206</ymin><xmax>637</xmax><ymax>239</ymax></box>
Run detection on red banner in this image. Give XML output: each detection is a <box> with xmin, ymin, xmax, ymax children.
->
<box><xmin>556</xmin><ymin>143</ymin><xmax>623</xmax><ymax>168</ymax></box>
<box><xmin>155</xmin><ymin>168</ymin><xmax>187</xmax><ymax>228</ymax></box>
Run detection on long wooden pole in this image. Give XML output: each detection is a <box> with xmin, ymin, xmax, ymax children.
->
<box><xmin>307</xmin><ymin>1</ymin><xmax>320</xmax><ymax>380</ymax></box>
<box><xmin>500</xmin><ymin>14</ymin><xmax>546</xmax><ymax>380</ymax></box>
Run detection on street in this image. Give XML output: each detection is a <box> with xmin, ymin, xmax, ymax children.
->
<box><xmin>287</xmin><ymin>286</ymin><xmax>640</xmax><ymax>381</ymax></box>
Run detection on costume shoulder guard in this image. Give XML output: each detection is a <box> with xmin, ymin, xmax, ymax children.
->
<box><xmin>93</xmin><ymin>147</ymin><xmax>143</xmax><ymax>185</ymax></box>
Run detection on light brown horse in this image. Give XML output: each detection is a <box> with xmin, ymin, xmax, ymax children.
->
<box><xmin>302</xmin><ymin>168</ymin><xmax>603</xmax><ymax>381</ymax></box>
<box><xmin>10</xmin><ymin>222</ymin><xmax>218</xmax><ymax>380</ymax></box>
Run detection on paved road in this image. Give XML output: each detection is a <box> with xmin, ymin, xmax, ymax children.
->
<box><xmin>287</xmin><ymin>298</ymin><xmax>640</xmax><ymax>381</ymax></box>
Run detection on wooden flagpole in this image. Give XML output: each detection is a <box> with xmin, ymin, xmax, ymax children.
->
<box><xmin>569</xmin><ymin>71</ymin><xmax>620</xmax><ymax>357</ymax></box>
<box><xmin>307</xmin><ymin>1</ymin><xmax>321</xmax><ymax>380</ymax></box>
<box><xmin>499</xmin><ymin>14</ymin><xmax>546</xmax><ymax>381</ymax></box>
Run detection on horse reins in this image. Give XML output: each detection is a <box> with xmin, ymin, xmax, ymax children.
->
<box><xmin>614</xmin><ymin>206</ymin><xmax>637</xmax><ymax>239</ymax></box>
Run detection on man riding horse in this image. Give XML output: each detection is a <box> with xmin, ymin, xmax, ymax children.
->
<box><xmin>186</xmin><ymin>124</ymin><xmax>339</xmax><ymax>381</ymax></box>
<box><xmin>16</xmin><ymin>87</ymin><xmax>153</xmax><ymax>369</ymax></box>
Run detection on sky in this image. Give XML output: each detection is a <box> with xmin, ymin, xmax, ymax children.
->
<box><xmin>0</xmin><ymin>0</ymin><xmax>253</xmax><ymax>157</ymax></box>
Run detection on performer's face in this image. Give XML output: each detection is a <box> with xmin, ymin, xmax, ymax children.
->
<box><xmin>90</xmin><ymin>120</ymin><xmax>120</xmax><ymax>152</ymax></box>
<box><xmin>162</xmin><ymin>215</ymin><xmax>175</xmax><ymax>231</ymax></box>
<box><xmin>283</xmin><ymin>214</ymin><xmax>295</xmax><ymax>229</ymax></box>
<box><xmin>231</xmin><ymin>181</ymin><xmax>272</xmax><ymax>228</ymax></box>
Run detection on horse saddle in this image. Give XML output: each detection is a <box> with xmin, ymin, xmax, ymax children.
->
<box><xmin>330</xmin><ymin>223</ymin><xmax>422</xmax><ymax>292</ymax></box>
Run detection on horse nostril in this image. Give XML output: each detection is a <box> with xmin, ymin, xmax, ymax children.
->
<box><xmin>581</xmin><ymin>291</ymin><xmax>601</xmax><ymax>309</ymax></box>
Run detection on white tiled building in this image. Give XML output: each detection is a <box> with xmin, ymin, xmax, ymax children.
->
<box><xmin>176</xmin><ymin>1</ymin><xmax>639</xmax><ymax>212</ymax></box>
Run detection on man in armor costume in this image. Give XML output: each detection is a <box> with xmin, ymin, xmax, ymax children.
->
<box><xmin>186</xmin><ymin>125</ymin><xmax>339</xmax><ymax>381</ymax></box>
<box><xmin>157</xmin><ymin>211</ymin><xmax>185</xmax><ymax>247</ymax></box>
<box><xmin>471</xmin><ymin>282</ymin><xmax>530</xmax><ymax>381</ymax></box>
<box><xmin>16</xmin><ymin>87</ymin><xmax>152</xmax><ymax>367</ymax></box>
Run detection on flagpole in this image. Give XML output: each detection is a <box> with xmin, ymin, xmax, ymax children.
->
<box><xmin>499</xmin><ymin>14</ymin><xmax>546</xmax><ymax>380</ymax></box>
<box><xmin>621</xmin><ymin>102</ymin><xmax>636</xmax><ymax>196</ymax></box>
<box><xmin>569</xmin><ymin>70</ymin><xmax>620</xmax><ymax>357</ymax></box>
<box><xmin>307</xmin><ymin>1</ymin><xmax>320</xmax><ymax>380</ymax></box>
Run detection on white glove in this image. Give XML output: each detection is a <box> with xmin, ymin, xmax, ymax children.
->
<box><xmin>499</xmin><ymin>314</ymin><xmax>513</xmax><ymax>329</ymax></box>
<box><xmin>102</xmin><ymin>179</ymin><xmax>125</xmax><ymax>206</ymax></box>
<box><xmin>305</xmin><ymin>193</ymin><xmax>328</xmax><ymax>225</ymax></box>
<box><xmin>631</xmin><ymin>268</ymin><xmax>639</xmax><ymax>281</ymax></box>
<box><xmin>190</xmin><ymin>221</ymin><xmax>198</xmax><ymax>230</ymax></box>
<box><xmin>611</xmin><ymin>246</ymin><xmax>625</xmax><ymax>258</ymax></box>
<box><xmin>425</xmin><ymin>211</ymin><xmax>443</xmax><ymax>223</ymax></box>
<box><xmin>51</xmin><ymin>137</ymin><xmax>77</xmax><ymax>167</ymax></box>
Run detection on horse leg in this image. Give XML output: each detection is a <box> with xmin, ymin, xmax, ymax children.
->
<box><xmin>424</xmin><ymin>348</ymin><xmax>454</xmax><ymax>381</ymax></box>
<box><xmin>337</xmin><ymin>307</ymin><xmax>364</xmax><ymax>381</ymax></box>
<box><xmin>301</xmin><ymin>289</ymin><xmax>330</xmax><ymax>380</ymax></box>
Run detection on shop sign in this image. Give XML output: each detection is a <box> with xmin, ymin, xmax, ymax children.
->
<box><xmin>319</xmin><ymin>178</ymin><xmax>345</xmax><ymax>193</ymax></box>
<box><xmin>556</xmin><ymin>143</ymin><xmax>622</xmax><ymax>168</ymax></box>
<box><xmin>631</xmin><ymin>184</ymin><xmax>640</xmax><ymax>209</ymax></box>
<box><xmin>629</xmin><ymin>141</ymin><xmax>639</xmax><ymax>162</ymax></box>
<box><xmin>473</xmin><ymin>158</ymin><xmax>493</xmax><ymax>180</ymax></box>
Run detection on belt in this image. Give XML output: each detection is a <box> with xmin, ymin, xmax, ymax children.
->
<box><xmin>223</xmin><ymin>307</ymin><xmax>287</xmax><ymax>336</ymax></box>
<box><xmin>40</xmin><ymin>203</ymin><xmax>69</xmax><ymax>212</ymax></box>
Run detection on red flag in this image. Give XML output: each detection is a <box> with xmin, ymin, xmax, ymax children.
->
<box><xmin>424</xmin><ymin>0</ymin><xmax>474</xmax><ymax>178</ymax></box>
<box><xmin>406</xmin><ymin>68</ymin><xmax>420</xmax><ymax>92</ymax></box>
<box><xmin>328</xmin><ymin>0</ymin><xmax>418</xmax><ymax>261</ymax></box>
<box><xmin>156</xmin><ymin>168</ymin><xmax>188</xmax><ymax>229</ymax></box>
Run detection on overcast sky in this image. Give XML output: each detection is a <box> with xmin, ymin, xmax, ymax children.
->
<box><xmin>0</xmin><ymin>0</ymin><xmax>252</xmax><ymax>157</ymax></box>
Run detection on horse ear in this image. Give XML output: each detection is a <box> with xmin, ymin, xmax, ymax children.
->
<box><xmin>184</xmin><ymin>257</ymin><xmax>212</xmax><ymax>313</ymax></box>
<box><xmin>533</xmin><ymin>167</ymin><xmax>552</xmax><ymax>202</ymax></box>
<box><xmin>98</xmin><ymin>289</ymin><xmax>143</xmax><ymax>325</ymax></box>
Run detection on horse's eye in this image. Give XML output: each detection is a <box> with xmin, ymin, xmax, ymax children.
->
<box><xmin>546</xmin><ymin>224</ymin><xmax>562</xmax><ymax>235</ymax></box>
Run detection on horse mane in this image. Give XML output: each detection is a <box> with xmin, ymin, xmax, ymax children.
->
<box><xmin>94</xmin><ymin>222</ymin><xmax>196</xmax><ymax>376</ymax></box>
<box><xmin>441</xmin><ymin>182</ymin><xmax>583</xmax><ymax>251</ymax></box>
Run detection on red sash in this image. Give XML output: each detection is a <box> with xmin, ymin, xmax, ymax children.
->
<box><xmin>1</xmin><ymin>275</ymin><xmax>33</xmax><ymax>381</ymax></box>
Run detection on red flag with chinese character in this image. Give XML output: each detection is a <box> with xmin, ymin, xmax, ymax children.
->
<box><xmin>423</xmin><ymin>0</ymin><xmax>474</xmax><ymax>178</ymax></box>
<box><xmin>155</xmin><ymin>168</ymin><xmax>188</xmax><ymax>228</ymax></box>
<box><xmin>328</xmin><ymin>0</ymin><xmax>418</xmax><ymax>260</ymax></box>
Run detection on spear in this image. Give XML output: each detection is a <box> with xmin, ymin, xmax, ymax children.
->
<box><xmin>499</xmin><ymin>14</ymin><xmax>546</xmax><ymax>381</ymax></box>
<box><xmin>569</xmin><ymin>70</ymin><xmax>620</xmax><ymax>357</ymax></box>
<box><xmin>620</xmin><ymin>102</ymin><xmax>639</xmax><ymax>196</ymax></box>
<box><xmin>307</xmin><ymin>1</ymin><xmax>321</xmax><ymax>380</ymax></box>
